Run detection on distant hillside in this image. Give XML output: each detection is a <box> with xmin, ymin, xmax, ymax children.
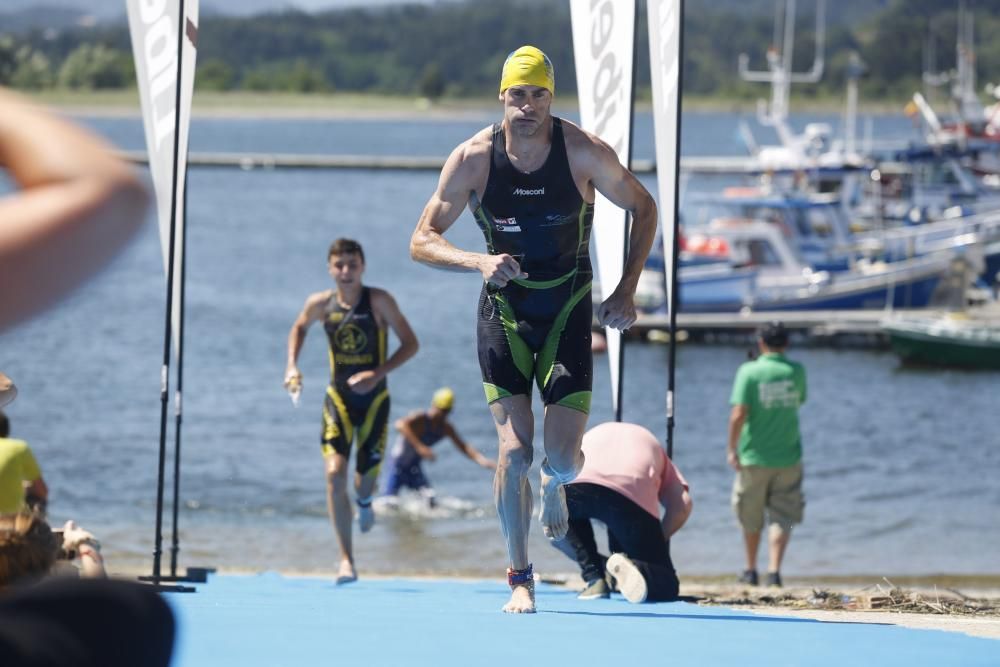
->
<box><xmin>3</xmin><ymin>0</ymin><xmax>1000</xmax><ymax>104</ymax></box>
<box><xmin>0</xmin><ymin>6</ymin><xmax>108</xmax><ymax>33</ymax></box>
<box><xmin>688</xmin><ymin>0</ymin><xmax>891</xmax><ymax>26</ymax></box>
<box><xmin>0</xmin><ymin>0</ymin><xmax>430</xmax><ymax>32</ymax></box>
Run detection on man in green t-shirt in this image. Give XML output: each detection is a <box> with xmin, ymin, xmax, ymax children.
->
<box><xmin>727</xmin><ymin>321</ymin><xmax>806</xmax><ymax>588</ymax></box>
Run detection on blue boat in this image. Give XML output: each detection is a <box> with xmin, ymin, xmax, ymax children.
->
<box><xmin>635</xmin><ymin>221</ymin><xmax>961</xmax><ymax>313</ymax></box>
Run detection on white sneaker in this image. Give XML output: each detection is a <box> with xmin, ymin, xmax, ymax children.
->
<box><xmin>606</xmin><ymin>553</ymin><xmax>648</xmax><ymax>604</ymax></box>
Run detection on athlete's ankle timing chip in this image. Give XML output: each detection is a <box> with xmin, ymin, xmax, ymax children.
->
<box><xmin>507</xmin><ymin>564</ymin><xmax>534</xmax><ymax>587</ymax></box>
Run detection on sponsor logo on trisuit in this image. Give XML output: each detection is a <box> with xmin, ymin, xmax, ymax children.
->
<box><xmin>495</xmin><ymin>217</ymin><xmax>521</xmax><ymax>232</ymax></box>
<box><xmin>513</xmin><ymin>187</ymin><xmax>545</xmax><ymax>196</ymax></box>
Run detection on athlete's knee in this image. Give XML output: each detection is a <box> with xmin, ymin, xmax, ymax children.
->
<box><xmin>325</xmin><ymin>456</ymin><xmax>349</xmax><ymax>488</ymax></box>
<box><xmin>497</xmin><ymin>440</ymin><xmax>533</xmax><ymax>477</ymax></box>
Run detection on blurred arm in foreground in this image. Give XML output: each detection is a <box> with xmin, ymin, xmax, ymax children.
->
<box><xmin>0</xmin><ymin>87</ymin><xmax>149</xmax><ymax>332</ymax></box>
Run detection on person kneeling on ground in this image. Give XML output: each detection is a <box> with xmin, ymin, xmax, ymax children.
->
<box><xmin>550</xmin><ymin>421</ymin><xmax>692</xmax><ymax>603</ymax></box>
<box><xmin>382</xmin><ymin>387</ymin><xmax>495</xmax><ymax>507</ymax></box>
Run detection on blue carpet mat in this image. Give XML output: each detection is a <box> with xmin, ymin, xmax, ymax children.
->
<box><xmin>168</xmin><ymin>573</ymin><xmax>998</xmax><ymax>666</ymax></box>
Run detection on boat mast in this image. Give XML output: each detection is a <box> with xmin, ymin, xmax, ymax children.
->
<box><xmin>738</xmin><ymin>0</ymin><xmax>826</xmax><ymax>147</ymax></box>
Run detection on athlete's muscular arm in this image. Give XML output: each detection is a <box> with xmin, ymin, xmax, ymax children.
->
<box><xmin>395</xmin><ymin>413</ymin><xmax>435</xmax><ymax>461</ymax></box>
<box><xmin>445</xmin><ymin>422</ymin><xmax>496</xmax><ymax>470</ymax></box>
<box><xmin>284</xmin><ymin>291</ymin><xmax>328</xmax><ymax>388</ymax></box>
<box><xmin>347</xmin><ymin>288</ymin><xmax>419</xmax><ymax>394</ymax></box>
<box><xmin>568</xmin><ymin>125</ymin><xmax>658</xmax><ymax>330</ymax></box>
<box><xmin>410</xmin><ymin>131</ymin><xmax>527</xmax><ymax>288</ymax></box>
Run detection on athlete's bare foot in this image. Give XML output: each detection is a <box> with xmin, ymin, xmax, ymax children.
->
<box><xmin>502</xmin><ymin>584</ymin><xmax>536</xmax><ymax>613</ymax></box>
<box><xmin>358</xmin><ymin>504</ymin><xmax>375</xmax><ymax>533</ymax></box>
<box><xmin>539</xmin><ymin>474</ymin><xmax>569</xmax><ymax>540</ymax></box>
<box><xmin>336</xmin><ymin>559</ymin><xmax>357</xmax><ymax>585</ymax></box>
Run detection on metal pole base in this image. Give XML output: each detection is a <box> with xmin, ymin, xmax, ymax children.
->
<box><xmin>139</xmin><ymin>566</ymin><xmax>215</xmax><ymax>586</ymax></box>
<box><xmin>136</xmin><ymin>578</ymin><xmax>196</xmax><ymax>593</ymax></box>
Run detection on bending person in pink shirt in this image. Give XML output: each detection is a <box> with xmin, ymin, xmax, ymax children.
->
<box><xmin>551</xmin><ymin>421</ymin><xmax>692</xmax><ymax>603</ymax></box>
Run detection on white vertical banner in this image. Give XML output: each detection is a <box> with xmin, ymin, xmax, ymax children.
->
<box><xmin>647</xmin><ymin>0</ymin><xmax>682</xmax><ymax>317</ymax></box>
<box><xmin>570</xmin><ymin>0</ymin><xmax>636</xmax><ymax>416</ymax></box>
<box><xmin>126</xmin><ymin>0</ymin><xmax>199</xmax><ymax>357</ymax></box>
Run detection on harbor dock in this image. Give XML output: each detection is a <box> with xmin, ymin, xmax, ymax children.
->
<box><xmin>630</xmin><ymin>303</ymin><xmax>1000</xmax><ymax>347</ymax></box>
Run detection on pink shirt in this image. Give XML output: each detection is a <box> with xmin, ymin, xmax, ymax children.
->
<box><xmin>571</xmin><ymin>422</ymin><xmax>688</xmax><ymax>520</ymax></box>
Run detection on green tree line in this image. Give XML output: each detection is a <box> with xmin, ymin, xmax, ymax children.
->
<box><xmin>3</xmin><ymin>0</ymin><xmax>1000</xmax><ymax>104</ymax></box>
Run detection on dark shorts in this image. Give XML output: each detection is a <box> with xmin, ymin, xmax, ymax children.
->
<box><xmin>562</xmin><ymin>482</ymin><xmax>680</xmax><ymax>602</ymax></box>
<box><xmin>476</xmin><ymin>279</ymin><xmax>592</xmax><ymax>413</ymax></box>
<box><xmin>321</xmin><ymin>385</ymin><xmax>390</xmax><ymax>475</ymax></box>
<box><xmin>383</xmin><ymin>459</ymin><xmax>430</xmax><ymax>495</ymax></box>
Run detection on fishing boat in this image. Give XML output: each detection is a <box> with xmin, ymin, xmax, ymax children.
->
<box><xmin>635</xmin><ymin>220</ymin><xmax>964</xmax><ymax>313</ymax></box>
<box><xmin>683</xmin><ymin>187</ymin><xmax>1000</xmax><ymax>283</ymax></box>
<box><xmin>882</xmin><ymin>310</ymin><xmax>1000</xmax><ymax>369</ymax></box>
<box><xmin>859</xmin><ymin>144</ymin><xmax>1000</xmax><ymax>225</ymax></box>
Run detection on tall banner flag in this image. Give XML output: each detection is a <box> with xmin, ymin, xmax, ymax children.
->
<box><xmin>126</xmin><ymin>0</ymin><xmax>199</xmax><ymax>356</ymax></box>
<box><xmin>647</xmin><ymin>0</ymin><xmax>682</xmax><ymax>318</ymax></box>
<box><xmin>127</xmin><ymin>0</ymin><xmax>200</xmax><ymax>584</ymax></box>
<box><xmin>570</xmin><ymin>0</ymin><xmax>636</xmax><ymax>418</ymax></box>
<box><xmin>648</xmin><ymin>0</ymin><xmax>684</xmax><ymax>458</ymax></box>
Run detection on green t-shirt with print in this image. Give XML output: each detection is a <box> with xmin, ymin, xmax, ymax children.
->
<box><xmin>729</xmin><ymin>353</ymin><xmax>807</xmax><ymax>467</ymax></box>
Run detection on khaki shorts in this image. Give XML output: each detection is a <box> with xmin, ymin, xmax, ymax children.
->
<box><xmin>731</xmin><ymin>462</ymin><xmax>804</xmax><ymax>533</ymax></box>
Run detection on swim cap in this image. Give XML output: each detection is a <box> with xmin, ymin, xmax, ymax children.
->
<box><xmin>432</xmin><ymin>387</ymin><xmax>455</xmax><ymax>411</ymax></box>
<box><xmin>499</xmin><ymin>45</ymin><xmax>555</xmax><ymax>94</ymax></box>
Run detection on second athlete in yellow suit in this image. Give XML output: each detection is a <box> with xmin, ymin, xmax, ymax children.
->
<box><xmin>285</xmin><ymin>238</ymin><xmax>419</xmax><ymax>584</ymax></box>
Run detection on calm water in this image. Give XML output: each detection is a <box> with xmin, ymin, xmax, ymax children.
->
<box><xmin>0</xmin><ymin>109</ymin><xmax>997</xmax><ymax>579</ymax></box>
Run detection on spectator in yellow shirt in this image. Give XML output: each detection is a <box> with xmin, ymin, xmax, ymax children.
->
<box><xmin>0</xmin><ymin>411</ymin><xmax>47</xmax><ymax>514</ymax></box>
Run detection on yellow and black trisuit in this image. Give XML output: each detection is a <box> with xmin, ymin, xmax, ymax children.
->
<box><xmin>320</xmin><ymin>287</ymin><xmax>389</xmax><ymax>474</ymax></box>
<box><xmin>473</xmin><ymin>117</ymin><xmax>594</xmax><ymax>414</ymax></box>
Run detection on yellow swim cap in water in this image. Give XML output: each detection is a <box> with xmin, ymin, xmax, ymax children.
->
<box><xmin>499</xmin><ymin>45</ymin><xmax>555</xmax><ymax>94</ymax></box>
<box><xmin>432</xmin><ymin>387</ymin><xmax>455</xmax><ymax>411</ymax></box>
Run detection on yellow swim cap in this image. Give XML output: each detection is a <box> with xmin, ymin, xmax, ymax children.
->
<box><xmin>432</xmin><ymin>387</ymin><xmax>455</xmax><ymax>411</ymax></box>
<box><xmin>499</xmin><ymin>45</ymin><xmax>555</xmax><ymax>94</ymax></box>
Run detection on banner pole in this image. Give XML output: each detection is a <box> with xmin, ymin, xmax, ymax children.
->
<box><xmin>665</xmin><ymin>0</ymin><xmax>685</xmax><ymax>461</ymax></box>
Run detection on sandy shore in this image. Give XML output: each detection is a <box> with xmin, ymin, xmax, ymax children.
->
<box><xmin>23</xmin><ymin>89</ymin><xmax>496</xmax><ymax>121</ymax></box>
<box><xmin>23</xmin><ymin>89</ymin><xmax>910</xmax><ymax>121</ymax></box>
<box><xmin>679</xmin><ymin>580</ymin><xmax>1000</xmax><ymax>641</ymax></box>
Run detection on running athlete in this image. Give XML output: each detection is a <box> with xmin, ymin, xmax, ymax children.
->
<box><xmin>285</xmin><ymin>238</ymin><xmax>419</xmax><ymax>584</ymax></box>
<box><xmin>409</xmin><ymin>46</ymin><xmax>657</xmax><ymax>613</ymax></box>
<box><xmin>382</xmin><ymin>387</ymin><xmax>495</xmax><ymax>507</ymax></box>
